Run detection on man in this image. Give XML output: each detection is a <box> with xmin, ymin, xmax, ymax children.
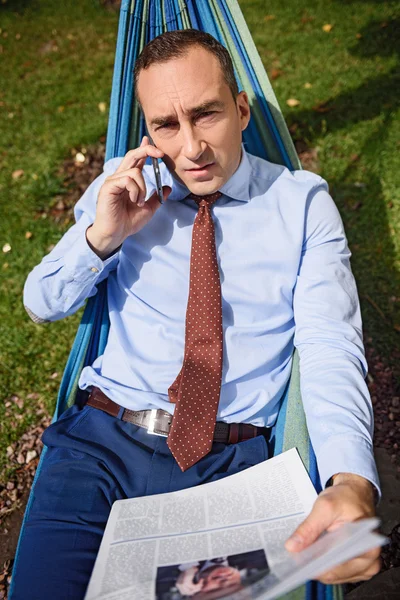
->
<box><xmin>156</xmin><ymin>552</ymin><xmax>270</xmax><ymax>599</ymax></box>
<box><xmin>14</xmin><ymin>29</ymin><xmax>380</xmax><ymax>599</ymax></box>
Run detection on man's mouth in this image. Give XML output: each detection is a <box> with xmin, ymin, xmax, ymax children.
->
<box><xmin>184</xmin><ymin>163</ymin><xmax>216</xmax><ymax>180</ymax></box>
<box><xmin>185</xmin><ymin>162</ymin><xmax>214</xmax><ymax>172</ymax></box>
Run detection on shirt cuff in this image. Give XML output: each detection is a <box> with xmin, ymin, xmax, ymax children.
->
<box><xmin>63</xmin><ymin>229</ymin><xmax>120</xmax><ymax>282</ymax></box>
<box><xmin>316</xmin><ymin>435</ymin><xmax>381</xmax><ymax>501</ymax></box>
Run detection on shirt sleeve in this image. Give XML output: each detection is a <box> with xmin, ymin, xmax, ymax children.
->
<box><xmin>293</xmin><ymin>178</ymin><xmax>380</xmax><ymax>498</ymax></box>
<box><xmin>23</xmin><ymin>158</ymin><xmax>123</xmax><ymax>323</ymax></box>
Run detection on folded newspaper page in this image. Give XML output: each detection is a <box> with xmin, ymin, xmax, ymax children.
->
<box><xmin>85</xmin><ymin>448</ymin><xmax>386</xmax><ymax>600</ymax></box>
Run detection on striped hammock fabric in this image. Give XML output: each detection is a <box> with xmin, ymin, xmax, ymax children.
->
<box><xmin>13</xmin><ymin>1</ymin><xmax>343</xmax><ymax>598</ymax></box>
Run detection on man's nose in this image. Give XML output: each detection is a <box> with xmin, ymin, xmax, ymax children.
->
<box><xmin>181</xmin><ymin>124</ymin><xmax>205</xmax><ymax>162</ymax></box>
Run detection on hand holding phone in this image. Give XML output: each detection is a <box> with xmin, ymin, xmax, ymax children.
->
<box><xmin>86</xmin><ymin>137</ymin><xmax>171</xmax><ymax>259</ymax></box>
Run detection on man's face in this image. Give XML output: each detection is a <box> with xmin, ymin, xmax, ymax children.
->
<box><xmin>137</xmin><ymin>46</ymin><xmax>251</xmax><ymax>195</ymax></box>
<box><xmin>200</xmin><ymin>565</ymin><xmax>241</xmax><ymax>592</ymax></box>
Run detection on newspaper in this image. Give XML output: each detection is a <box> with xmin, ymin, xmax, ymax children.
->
<box><xmin>84</xmin><ymin>449</ymin><xmax>386</xmax><ymax>600</ymax></box>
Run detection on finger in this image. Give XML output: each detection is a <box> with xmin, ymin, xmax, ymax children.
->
<box><xmin>107</xmin><ymin>168</ymin><xmax>147</xmax><ymax>204</ymax></box>
<box><xmin>317</xmin><ymin>555</ymin><xmax>381</xmax><ymax>584</ymax></box>
<box><xmin>134</xmin><ymin>136</ymin><xmax>149</xmax><ymax>170</ymax></box>
<box><xmin>285</xmin><ymin>495</ymin><xmax>338</xmax><ymax>552</ymax></box>
<box><xmin>124</xmin><ymin>177</ymin><xmax>141</xmax><ymax>204</ymax></box>
<box><xmin>116</xmin><ymin>144</ymin><xmax>163</xmax><ymax>173</ymax></box>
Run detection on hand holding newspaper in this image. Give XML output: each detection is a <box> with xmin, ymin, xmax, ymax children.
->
<box><xmin>85</xmin><ymin>449</ymin><xmax>386</xmax><ymax>600</ymax></box>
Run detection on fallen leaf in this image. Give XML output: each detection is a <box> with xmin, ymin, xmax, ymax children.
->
<box><xmin>32</xmin><ymin>173</ymin><xmax>38</xmax><ymax>180</ymax></box>
<box><xmin>98</xmin><ymin>102</ymin><xmax>107</xmax><ymax>113</ymax></box>
<box><xmin>356</xmin><ymin>33</ymin><xmax>362</xmax><ymax>39</ymax></box>
<box><xmin>286</xmin><ymin>98</ymin><xmax>300</xmax><ymax>107</ymax></box>
<box><xmin>322</xmin><ymin>24</ymin><xmax>333</xmax><ymax>32</ymax></box>
<box><xmin>39</xmin><ymin>40</ymin><xmax>59</xmax><ymax>55</ymax></box>
<box><xmin>270</xmin><ymin>68</ymin><xmax>283</xmax><ymax>80</ymax></box>
<box><xmin>16</xmin><ymin>453</ymin><xmax>25</xmax><ymax>465</ymax></box>
<box><xmin>12</xmin><ymin>169</ymin><xmax>24</xmax><ymax>179</ymax></box>
<box><xmin>304</xmin><ymin>82</ymin><xmax>312</xmax><ymax>89</ymax></box>
<box><xmin>15</xmin><ymin>33</ymin><xmax>21</xmax><ymax>40</ymax></box>
<box><xmin>50</xmin><ymin>372</ymin><xmax>59</xmax><ymax>379</ymax></box>
<box><xmin>2</xmin><ymin>243</ymin><xmax>11</xmax><ymax>253</ymax></box>
<box><xmin>350</xmin><ymin>153</ymin><xmax>360</xmax><ymax>162</ymax></box>
<box><xmin>264</xmin><ymin>15</ymin><xmax>275</xmax><ymax>22</ymax></box>
<box><xmin>8</xmin><ymin>112</ymin><xmax>14</xmax><ymax>119</ymax></box>
<box><xmin>57</xmin><ymin>106</ymin><xmax>65</xmax><ymax>113</ymax></box>
<box><xmin>74</xmin><ymin>152</ymin><xmax>85</xmax><ymax>163</ymax></box>
<box><xmin>312</xmin><ymin>100</ymin><xmax>333</xmax><ymax>113</ymax></box>
<box><xmin>26</xmin><ymin>450</ymin><xmax>37</xmax><ymax>464</ymax></box>
<box><xmin>55</xmin><ymin>199</ymin><xmax>65</xmax><ymax>210</ymax></box>
<box><xmin>2</xmin><ymin>262</ymin><xmax>9</xmax><ymax>269</ymax></box>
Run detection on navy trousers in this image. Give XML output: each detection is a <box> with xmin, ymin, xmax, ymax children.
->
<box><xmin>10</xmin><ymin>404</ymin><xmax>270</xmax><ymax>600</ymax></box>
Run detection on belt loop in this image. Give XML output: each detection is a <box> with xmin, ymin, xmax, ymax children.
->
<box><xmin>117</xmin><ymin>406</ymin><xmax>125</xmax><ymax>419</ymax></box>
<box><xmin>228</xmin><ymin>423</ymin><xmax>239</xmax><ymax>444</ymax></box>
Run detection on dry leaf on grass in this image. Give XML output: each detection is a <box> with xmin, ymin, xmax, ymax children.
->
<box><xmin>312</xmin><ymin>100</ymin><xmax>333</xmax><ymax>113</ymax></box>
<box><xmin>12</xmin><ymin>169</ymin><xmax>24</xmax><ymax>179</ymax></box>
<box><xmin>322</xmin><ymin>24</ymin><xmax>333</xmax><ymax>32</ymax></box>
<box><xmin>270</xmin><ymin>68</ymin><xmax>283</xmax><ymax>80</ymax></box>
<box><xmin>74</xmin><ymin>152</ymin><xmax>86</xmax><ymax>164</ymax></box>
<box><xmin>286</xmin><ymin>98</ymin><xmax>300</xmax><ymax>107</ymax></box>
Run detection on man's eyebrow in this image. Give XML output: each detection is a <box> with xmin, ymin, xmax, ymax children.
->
<box><xmin>150</xmin><ymin>100</ymin><xmax>225</xmax><ymax>126</ymax></box>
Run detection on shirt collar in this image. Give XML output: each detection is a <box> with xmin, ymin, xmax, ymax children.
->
<box><xmin>163</xmin><ymin>144</ymin><xmax>251</xmax><ymax>203</ymax></box>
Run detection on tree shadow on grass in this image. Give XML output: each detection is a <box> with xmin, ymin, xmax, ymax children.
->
<box><xmin>281</xmin><ymin>17</ymin><xmax>400</xmax><ymax>364</ymax></box>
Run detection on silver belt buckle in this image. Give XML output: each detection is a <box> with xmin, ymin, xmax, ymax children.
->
<box><xmin>147</xmin><ymin>409</ymin><xmax>168</xmax><ymax>437</ymax></box>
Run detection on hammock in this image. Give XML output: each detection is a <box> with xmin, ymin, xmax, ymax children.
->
<box><xmin>12</xmin><ymin>1</ymin><xmax>343</xmax><ymax>598</ymax></box>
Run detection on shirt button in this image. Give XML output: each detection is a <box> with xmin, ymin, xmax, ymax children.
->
<box><xmin>90</xmin><ymin>267</ymin><xmax>99</xmax><ymax>273</ymax></box>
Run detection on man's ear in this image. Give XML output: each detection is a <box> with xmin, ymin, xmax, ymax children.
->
<box><xmin>236</xmin><ymin>91</ymin><xmax>251</xmax><ymax>132</ymax></box>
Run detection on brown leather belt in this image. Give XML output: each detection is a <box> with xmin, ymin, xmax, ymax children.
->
<box><xmin>86</xmin><ymin>386</ymin><xmax>271</xmax><ymax>445</ymax></box>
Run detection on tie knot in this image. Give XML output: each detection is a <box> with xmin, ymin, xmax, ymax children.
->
<box><xmin>190</xmin><ymin>191</ymin><xmax>222</xmax><ymax>208</ymax></box>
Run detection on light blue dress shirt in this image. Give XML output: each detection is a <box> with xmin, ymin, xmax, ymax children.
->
<box><xmin>23</xmin><ymin>146</ymin><xmax>379</xmax><ymax>493</ymax></box>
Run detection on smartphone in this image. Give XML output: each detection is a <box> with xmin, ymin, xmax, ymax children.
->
<box><xmin>147</xmin><ymin>134</ymin><xmax>164</xmax><ymax>205</ymax></box>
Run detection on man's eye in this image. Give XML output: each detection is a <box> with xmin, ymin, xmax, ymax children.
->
<box><xmin>198</xmin><ymin>111</ymin><xmax>215</xmax><ymax>119</ymax></box>
<box><xmin>157</xmin><ymin>122</ymin><xmax>176</xmax><ymax>130</ymax></box>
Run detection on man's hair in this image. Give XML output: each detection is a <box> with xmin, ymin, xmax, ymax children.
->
<box><xmin>134</xmin><ymin>29</ymin><xmax>239</xmax><ymax>103</ymax></box>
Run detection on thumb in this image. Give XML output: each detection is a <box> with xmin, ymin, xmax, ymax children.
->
<box><xmin>162</xmin><ymin>185</ymin><xmax>172</xmax><ymax>201</ymax></box>
<box><xmin>285</xmin><ymin>497</ymin><xmax>335</xmax><ymax>552</ymax></box>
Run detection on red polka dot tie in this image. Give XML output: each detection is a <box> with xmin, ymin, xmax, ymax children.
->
<box><xmin>168</xmin><ymin>191</ymin><xmax>223</xmax><ymax>471</ymax></box>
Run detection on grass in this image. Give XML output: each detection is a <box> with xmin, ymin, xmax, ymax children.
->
<box><xmin>0</xmin><ymin>0</ymin><xmax>399</xmax><ymax>478</ymax></box>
